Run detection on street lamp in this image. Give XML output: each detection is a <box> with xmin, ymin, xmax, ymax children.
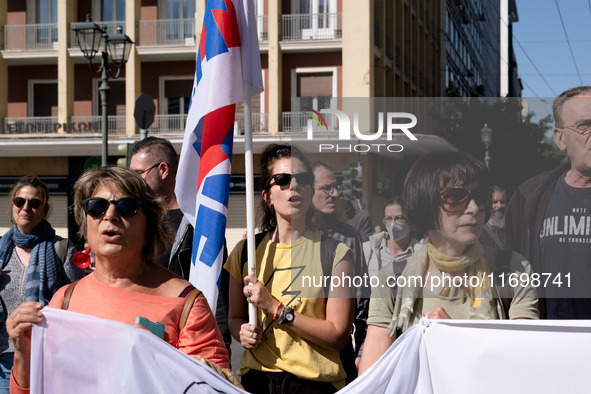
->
<box><xmin>74</xmin><ymin>14</ymin><xmax>134</xmax><ymax>167</ymax></box>
<box><xmin>480</xmin><ymin>123</ymin><xmax>493</xmax><ymax>168</ymax></box>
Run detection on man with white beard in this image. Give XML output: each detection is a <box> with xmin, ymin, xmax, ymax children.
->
<box><xmin>483</xmin><ymin>186</ymin><xmax>507</xmax><ymax>244</ymax></box>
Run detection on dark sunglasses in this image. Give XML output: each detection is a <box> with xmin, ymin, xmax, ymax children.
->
<box><xmin>13</xmin><ymin>197</ymin><xmax>42</xmax><ymax>209</ymax></box>
<box><xmin>269</xmin><ymin>172</ymin><xmax>314</xmax><ymax>187</ymax></box>
<box><xmin>440</xmin><ymin>186</ymin><xmax>491</xmax><ymax>213</ymax></box>
<box><xmin>82</xmin><ymin>197</ymin><xmax>142</xmax><ymax>218</ymax></box>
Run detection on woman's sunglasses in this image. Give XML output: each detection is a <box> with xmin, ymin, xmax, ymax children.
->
<box><xmin>440</xmin><ymin>186</ymin><xmax>491</xmax><ymax>213</ymax></box>
<box><xmin>269</xmin><ymin>172</ymin><xmax>314</xmax><ymax>187</ymax></box>
<box><xmin>13</xmin><ymin>197</ymin><xmax>42</xmax><ymax>209</ymax></box>
<box><xmin>82</xmin><ymin>197</ymin><xmax>142</xmax><ymax>218</ymax></box>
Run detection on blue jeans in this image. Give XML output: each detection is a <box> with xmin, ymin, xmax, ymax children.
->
<box><xmin>0</xmin><ymin>352</ymin><xmax>14</xmax><ymax>394</ymax></box>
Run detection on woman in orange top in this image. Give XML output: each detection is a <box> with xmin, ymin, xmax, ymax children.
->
<box><xmin>6</xmin><ymin>166</ymin><xmax>229</xmax><ymax>391</ymax></box>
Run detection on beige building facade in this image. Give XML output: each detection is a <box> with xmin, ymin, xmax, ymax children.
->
<box><xmin>1</xmin><ymin>0</ymin><xmax>509</xmax><ymax>247</ymax></box>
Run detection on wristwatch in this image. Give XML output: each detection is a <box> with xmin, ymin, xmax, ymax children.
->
<box><xmin>277</xmin><ymin>306</ymin><xmax>295</xmax><ymax>325</ymax></box>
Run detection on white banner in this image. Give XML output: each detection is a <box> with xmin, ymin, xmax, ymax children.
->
<box><xmin>30</xmin><ymin>307</ymin><xmax>246</xmax><ymax>394</ymax></box>
<box><xmin>341</xmin><ymin>318</ymin><xmax>591</xmax><ymax>394</ymax></box>
<box><xmin>30</xmin><ymin>309</ymin><xmax>591</xmax><ymax>393</ymax></box>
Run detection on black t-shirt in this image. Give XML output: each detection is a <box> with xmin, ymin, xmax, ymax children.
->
<box><xmin>154</xmin><ymin>208</ymin><xmax>184</xmax><ymax>268</ymax></box>
<box><xmin>539</xmin><ymin>174</ymin><xmax>591</xmax><ymax>318</ymax></box>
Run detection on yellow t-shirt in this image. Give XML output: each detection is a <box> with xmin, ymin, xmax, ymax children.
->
<box><xmin>224</xmin><ymin>230</ymin><xmax>350</xmax><ymax>388</ymax></box>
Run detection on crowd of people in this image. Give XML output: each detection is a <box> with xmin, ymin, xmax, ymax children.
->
<box><xmin>1</xmin><ymin>85</ymin><xmax>590</xmax><ymax>392</ymax></box>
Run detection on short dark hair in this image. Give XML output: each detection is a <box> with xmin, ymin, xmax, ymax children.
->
<box><xmin>73</xmin><ymin>166</ymin><xmax>173</xmax><ymax>261</ymax></box>
<box><xmin>9</xmin><ymin>175</ymin><xmax>51</xmax><ymax>223</ymax></box>
<box><xmin>259</xmin><ymin>144</ymin><xmax>315</xmax><ymax>232</ymax></box>
<box><xmin>384</xmin><ymin>196</ymin><xmax>403</xmax><ymax>212</ymax></box>
<box><xmin>131</xmin><ymin>137</ymin><xmax>179</xmax><ymax>176</ymax></box>
<box><xmin>553</xmin><ymin>86</ymin><xmax>591</xmax><ymax>126</ymax></box>
<box><xmin>402</xmin><ymin>151</ymin><xmax>493</xmax><ymax>234</ymax></box>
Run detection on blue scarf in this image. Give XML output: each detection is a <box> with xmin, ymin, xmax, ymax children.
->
<box><xmin>0</xmin><ymin>220</ymin><xmax>63</xmax><ymax>304</ymax></box>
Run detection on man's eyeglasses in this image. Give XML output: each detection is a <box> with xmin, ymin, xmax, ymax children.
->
<box><xmin>13</xmin><ymin>197</ymin><xmax>42</xmax><ymax>209</ymax></box>
<box><xmin>134</xmin><ymin>163</ymin><xmax>160</xmax><ymax>176</ymax></box>
<box><xmin>383</xmin><ymin>215</ymin><xmax>405</xmax><ymax>224</ymax></box>
<box><xmin>439</xmin><ymin>186</ymin><xmax>491</xmax><ymax>213</ymax></box>
<box><xmin>558</xmin><ymin>123</ymin><xmax>591</xmax><ymax>136</ymax></box>
<box><xmin>82</xmin><ymin>197</ymin><xmax>142</xmax><ymax>218</ymax></box>
<box><xmin>269</xmin><ymin>172</ymin><xmax>314</xmax><ymax>187</ymax></box>
<box><xmin>315</xmin><ymin>183</ymin><xmax>343</xmax><ymax>196</ymax></box>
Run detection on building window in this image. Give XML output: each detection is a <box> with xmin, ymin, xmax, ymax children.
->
<box><xmin>37</xmin><ymin>0</ymin><xmax>57</xmax><ymax>24</ymax></box>
<box><xmin>164</xmin><ymin>0</ymin><xmax>196</xmax><ymax>19</ymax></box>
<box><xmin>101</xmin><ymin>0</ymin><xmax>125</xmax><ymax>21</ymax></box>
<box><xmin>294</xmin><ymin>0</ymin><xmax>331</xmax><ymax>15</ymax></box>
<box><xmin>27</xmin><ymin>0</ymin><xmax>58</xmax><ymax>45</ymax></box>
<box><xmin>404</xmin><ymin>56</ymin><xmax>410</xmax><ymax>76</ymax></box>
<box><xmin>29</xmin><ymin>80</ymin><xmax>57</xmax><ymax>117</ymax></box>
<box><xmin>88</xmin><ymin>0</ymin><xmax>125</xmax><ymax>36</ymax></box>
<box><xmin>88</xmin><ymin>0</ymin><xmax>125</xmax><ymax>22</ymax></box>
<box><xmin>159</xmin><ymin>77</ymin><xmax>193</xmax><ymax>131</ymax></box>
<box><xmin>163</xmin><ymin>79</ymin><xmax>192</xmax><ymax>115</ymax></box>
<box><xmin>290</xmin><ymin>68</ymin><xmax>336</xmax><ymax>131</ymax></box>
<box><xmin>291</xmin><ymin>0</ymin><xmax>335</xmax><ymax>37</ymax></box>
<box><xmin>297</xmin><ymin>72</ymin><xmax>334</xmax><ymax>111</ymax></box>
<box><xmin>158</xmin><ymin>0</ymin><xmax>196</xmax><ymax>41</ymax></box>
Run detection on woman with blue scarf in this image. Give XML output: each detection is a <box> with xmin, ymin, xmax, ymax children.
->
<box><xmin>0</xmin><ymin>175</ymin><xmax>85</xmax><ymax>393</ymax></box>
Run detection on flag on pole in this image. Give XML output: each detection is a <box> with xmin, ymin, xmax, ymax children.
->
<box><xmin>175</xmin><ymin>0</ymin><xmax>263</xmax><ymax>313</ymax></box>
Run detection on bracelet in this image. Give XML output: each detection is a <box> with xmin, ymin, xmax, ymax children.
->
<box><xmin>273</xmin><ymin>302</ymin><xmax>283</xmax><ymax>320</ymax></box>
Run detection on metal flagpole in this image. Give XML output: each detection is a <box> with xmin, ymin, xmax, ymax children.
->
<box><xmin>244</xmin><ymin>97</ymin><xmax>257</xmax><ymax>325</ymax></box>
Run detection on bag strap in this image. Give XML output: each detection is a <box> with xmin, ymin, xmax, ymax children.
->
<box><xmin>240</xmin><ymin>232</ymin><xmax>268</xmax><ymax>274</ymax></box>
<box><xmin>320</xmin><ymin>235</ymin><xmax>340</xmax><ymax>298</ymax></box>
<box><xmin>57</xmin><ymin>238</ymin><xmax>69</xmax><ymax>265</ymax></box>
<box><xmin>62</xmin><ymin>279</ymin><xmax>202</xmax><ymax>331</ymax></box>
<box><xmin>494</xmin><ymin>249</ymin><xmax>513</xmax><ymax>316</ymax></box>
<box><xmin>61</xmin><ymin>280</ymin><xmax>80</xmax><ymax>310</ymax></box>
<box><xmin>179</xmin><ymin>288</ymin><xmax>202</xmax><ymax>331</ymax></box>
<box><xmin>484</xmin><ymin>247</ymin><xmax>513</xmax><ymax>318</ymax></box>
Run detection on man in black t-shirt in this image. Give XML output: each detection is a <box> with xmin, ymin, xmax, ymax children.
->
<box><xmin>505</xmin><ymin>86</ymin><xmax>591</xmax><ymax>318</ymax></box>
<box><xmin>539</xmin><ymin>176</ymin><xmax>591</xmax><ymax>317</ymax></box>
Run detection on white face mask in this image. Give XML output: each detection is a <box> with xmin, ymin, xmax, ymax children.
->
<box><xmin>386</xmin><ymin>220</ymin><xmax>410</xmax><ymax>241</ymax></box>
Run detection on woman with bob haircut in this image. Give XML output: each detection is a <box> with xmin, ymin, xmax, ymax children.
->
<box><xmin>7</xmin><ymin>166</ymin><xmax>229</xmax><ymax>392</ymax></box>
<box><xmin>225</xmin><ymin>143</ymin><xmax>355</xmax><ymax>393</ymax></box>
<box><xmin>359</xmin><ymin>151</ymin><xmax>538</xmax><ymax>374</ymax></box>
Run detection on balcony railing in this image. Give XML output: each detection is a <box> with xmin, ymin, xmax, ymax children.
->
<box><xmin>1</xmin><ymin>113</ymin><xmax>345</xmax><ymax>136</ymax></box>
<box><xmin>281</xmin><ymin>111</ymin><xmax>338</xmax><ymax>133</ymax></box>
<box><xmin>282</xmin><ymin>13</ymin><xmax>342</xmax><ymax>41</ymax></box>
<box><xmin>69</xmin><ymin>116</ymin><xmax>126</xmax><ymax>135</ymax></box>
<box><xmin>234</xmin><ymin>113</ymin><xmax>269</xmax><ymax>135</ymax></box>
<box><xmin>70</xmin><ymin>21</ymin><xmax>126</xmax><ymax>48</ymax></box>
<box><xmin>139</xmin><ymin>19</ymin><xmax>196</xmax><ymax>47</ymax></box>
<box><xmin>257</xmin><ymin>15</ymin><xmax>268</xmax><ymax>42</ymax></box>
<box><xmin>147</xmin><ymin>114</ymin><xmax>271</xmax><ymax>135</ymax></box>
<box><xmin>3</xmin><ymin>117</ymin><xmax>58</xmax><ymax>134</ymax></box>
<box><xmin>4</xmin><ymin>24</ymin><xmax>58</xmax><ymax>51</ymax></box>
<box><xmin>149</xmin><ymin>114</ymin><xmax>188</xmax><ymax>133</ymax></box>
